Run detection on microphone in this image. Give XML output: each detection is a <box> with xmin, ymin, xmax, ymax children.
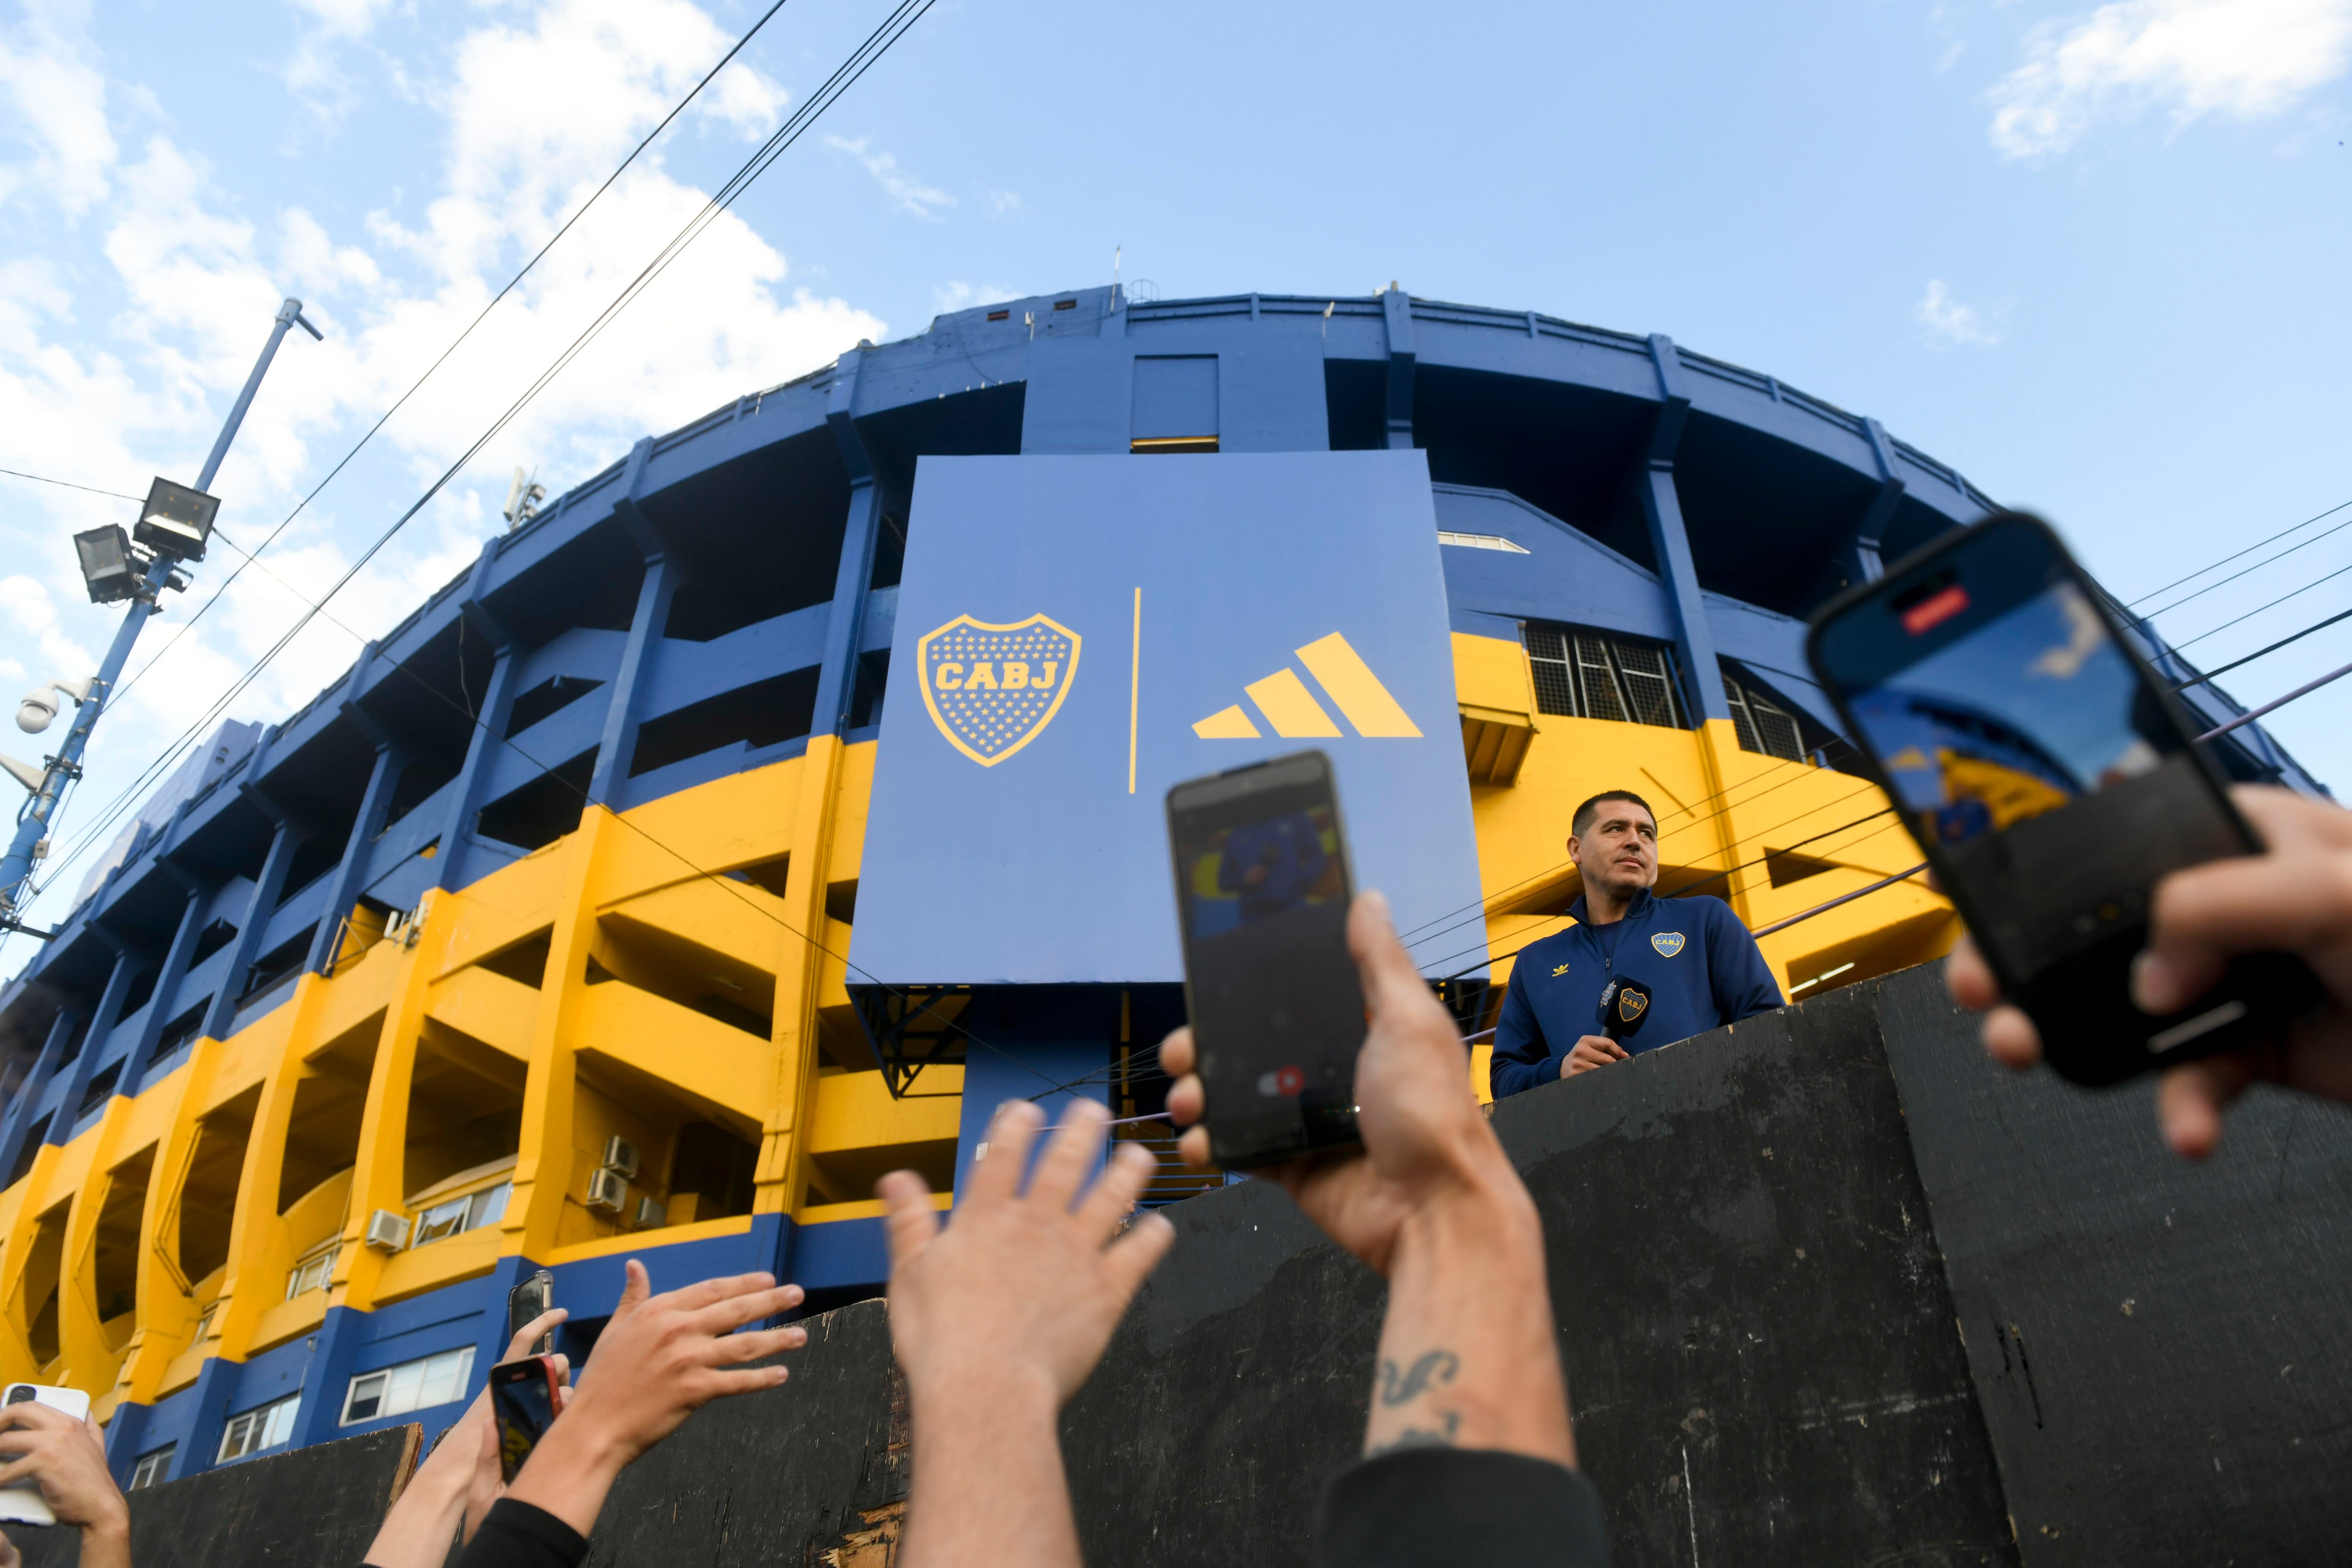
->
<box><xmin>1597</xmin><ymin>977</ymin><xmax>1652</xmax><ymax>1043</ymax></box>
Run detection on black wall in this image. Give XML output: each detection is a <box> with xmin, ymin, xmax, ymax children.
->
<box><xmin>24</xmin><ymin>963</ymin><xmax>2349</xmax><ymax>1566</ymax></box>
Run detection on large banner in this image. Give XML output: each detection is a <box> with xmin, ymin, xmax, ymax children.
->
<box><xmin>850</xmin><ymin>451</ymin><xmax>1484</xmax><ymax>986</ymax></box>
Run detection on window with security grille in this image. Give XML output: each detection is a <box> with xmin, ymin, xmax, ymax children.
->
<box><xmin>1723</xmin><ymin>673</ymin><xmax>1808</xmax><ymax>761</ymax></box>
<box><xmin>1521</xmin><ymin>625</ymin><xmax>1687</xmax><ymax>730</ymax></box>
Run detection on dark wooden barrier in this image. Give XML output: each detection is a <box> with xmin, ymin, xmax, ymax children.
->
<box><xmin>6</xmin><ymin>1424</ymin><xmax>417</xmax><ymax>1567</ymax></box>
<box><xmin>19</xmin><ymin>963</ymin><xmax>2349</xmax><ymax>1565</ymax></box>
<box><xmin>1876</xmin><ymin>972</ymin><xmax>2352</xmax><ymax>1566</ymax></box>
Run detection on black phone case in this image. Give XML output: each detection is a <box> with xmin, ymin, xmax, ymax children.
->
<box><xmin>1166</xmin><ymin>751</ymin><xmax>1365</xmax><ymax>1167</ymax></box>
<box><xmin>1804</xmin><ymin>511</ymin><xmax>2322</xmax><ymax>1086</ymax></box>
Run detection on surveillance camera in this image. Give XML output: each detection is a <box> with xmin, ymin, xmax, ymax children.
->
<box><xmin>16</xmin><ymin>692</ymin><xmax>56</xmax><ymax>735</ymax></box>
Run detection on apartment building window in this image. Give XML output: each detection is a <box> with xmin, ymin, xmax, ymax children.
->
<box><xmin>342</xmin><ymin>1346</ymin><xmax>476</xmax><ymax>1425</ymax></box>
<box><xmin>412</xmin><ymin>1180</ymin><xmax>510</xmax><ymax>1248</ymax></box>
<box><xmin>1724</xmin><ymin>673</ymin><xmax>1807</xmax><ymax>762</ymax></box>
<box><xmin>127</xmin><ymin>1443</ymin><xmax>175</xmax><ymax>1490</ymax></box>
<box><xmin>217</xmin><ymin>1394</ymin><xmax>300</xmax><ymax>1462</ymax></box>
<box><xmin>286</xmin><ymin>1242</ymin><xmax>339</xmax><ymax>1299</ymax></box>
<box><xmin>1522</xmin><ymin>625</ymin><xmax>1686</xmax><ymax>729</ymax></box>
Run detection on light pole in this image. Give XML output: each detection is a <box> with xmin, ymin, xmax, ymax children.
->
<box><xmin>0</xmin><ymin>297</ymin><xmax>322</xmax><ymax>939</ymax></box>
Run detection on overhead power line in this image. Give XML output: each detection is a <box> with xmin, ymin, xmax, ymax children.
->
<box><xmin>35</xmin><ymin>0</ymin><xmax>938</xmax><ymax>894</ymax></box>
<box><xmin>2128</xmin><ymin>496</ymin><xmax>2352</xmax><ymax>610</ymax></box>
<box><xmin>0</xmin><ymin>467</ymin><xmax>145</xmax><ymax>503</ymax></box>
<box><xmin>2137</xmin><ymin>504</ymin><xmax>2352</xmax><ymax>621</ymax></box>
<box><xmin>2173</xmin><ymin>603</ymin><xmax>2352</xmax><ymax>691</ymax></box>
<box><xmin>103</xmin><ymin>0</ymin><xmax>797</xmax><ymax>715</ymax></box>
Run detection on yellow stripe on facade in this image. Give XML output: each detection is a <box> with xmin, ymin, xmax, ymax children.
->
<box><xmin>1295</xmin><ymin>632</ymin><xmax>1422</xmax><ymax>738</ymax></box>
<box><xmin>1244</xmin><ymin>668</ymin><xmax>1343</xmax><ymax>738</ymax></box>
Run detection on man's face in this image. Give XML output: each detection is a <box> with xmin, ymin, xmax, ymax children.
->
<box><xmin>1568</xmin><ymin>803</ymin><xmax>1659</xmax><ymax>898</ymax></box>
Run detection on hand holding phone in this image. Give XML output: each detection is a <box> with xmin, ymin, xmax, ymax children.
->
<box><xmin>1951</xmin><ymin>785</ymin><xmax>2352</xmax><ymax>1156</ymax></box>
<box><xmin>1165</xmin><ymin>750</ymin><xmax>1364</xmax><ymax>1166</ymax></box>
<box><xmin>1807</xmin><ymin>511</ymin><xmax>2324</xmax><ymax>1087</ymax></box>
<box><xmin>0</xmin><ymin>1385</ymin><xmax>121</xmax><ymax>1542</ymax></box>
<box><xmin>487</xmin><ymin>1357</ymin><xmax>562</xmax><ymax>1484</ymax></box>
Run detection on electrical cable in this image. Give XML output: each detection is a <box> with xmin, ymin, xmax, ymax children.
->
<box><xmin>2127</xmin><ymin>497</ymin><xmax>2352</xmax><ymax>610</ymax></box>
<box><xmin>2170</xmin><ymin>557</ymin><xmax>2352</xmax><ymax>653</ymax></box>
<box><xmin>0</xmin><ymin>467</ymin><xmax>144</xmax><ymax>503</ymax></box>
<box><xmin>2134</xmin><ymin>506</ymin><xmax>2352</xmax><ymax>621</ymax></box>
<box><xmin>104</xmin><ymin>0</ymin><xmax>799</xmax><ymax>714</ymax></box>
<box><xmin>31</xmin><ymin>0</ymin><xmax>939</xmax><ymax>896</ymax></box>
<box><xmin>2172</xmin><ymin>603</ymin><xmax>2352</xmax><ymax>691</ymax></box>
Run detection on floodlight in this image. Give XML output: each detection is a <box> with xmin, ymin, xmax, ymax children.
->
<box><xmin>131</xmin><ymin>477</ymin><xmax>219</xmax><ymax>562</ymax></box>
<box><xmin>74</xmin><ymin>525</ymin><xmax>140</xmax><ymax>604</ymax></box>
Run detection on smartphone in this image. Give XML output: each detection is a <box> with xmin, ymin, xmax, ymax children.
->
<box><xmin>0</xmin><ymin>1384</ymin><xmax>93</xmax><ymax>1526</ymax></box>
<box><xmin>488</xmin><ymin>1356</ymin><xmax>561</xmax><ymax>1483</ymax></box>
<box><xmin>508</xmin><ymin>1269</ymin><xmax>555</xmax><ymax>1355</ymax></box>
<box><xmin>1807</xmin><ymin>511</ymin><xmax>2324</xmax><ymax>1085</ymax></box>
<box><xmin>1166</xmin><ymin>749</ymin><xmax>1364</xmax><ymax>1165</ymax></box>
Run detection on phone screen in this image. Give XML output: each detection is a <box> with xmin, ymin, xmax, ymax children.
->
<box><xmin>1167</xmin><ymin>751</ymin><xmax>1363</xmax><ymax>1165</ymax></box>
<box><xmin>490</xmin><ymin>1361</ymin><xmax>557</xmax><ymax>1483</ymax></box>
<box><xmin>1815</xmin><ymin>520</ymin><xmax>2244</xmax><ymax>986</ymax></box>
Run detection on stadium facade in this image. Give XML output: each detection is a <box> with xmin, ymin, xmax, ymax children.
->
<box><xmin>0</xmin><ymin>284</ymin><xmax>2318</xmax><ymax>1485</ymax></box>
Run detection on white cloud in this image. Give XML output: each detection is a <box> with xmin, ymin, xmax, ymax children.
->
<box><xmin>0</xmin><ymin>0</ymin><xmax>885</xmax><ymax>937</ymax></box>
<box><xmin>825</xmin><ymin>134</ymin><xmax>955</xmax><ymax>220</ymax></box>
<box><xmin>981</xmin><ymin>186</ymin><xmax>1021</xmax><ymax>217</ymax></box>
<box><xmin>1989</xmin><ymin>0</ymin><xmax>2352</xmax><ymax>158</ymax></box>
<box><xmin>0</xmin><ymin>0</ymin><xmax>117</xmax><ymax>215</ymax></box>
<box><xmin>932</xmin><ymin>281</ymin><xmax>1020</xmax><ymax>314</ymax></box>
<box><xmin>1916</xmin><ymin>280</ymin><xmax>2004</xmax><ymax>348</ymax></box>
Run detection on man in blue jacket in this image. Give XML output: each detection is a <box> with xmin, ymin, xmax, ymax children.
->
<box><xmin>1489</xmin><ymin>790</ymin><xmax>1782</xmax><ymax>1098</ymax></box>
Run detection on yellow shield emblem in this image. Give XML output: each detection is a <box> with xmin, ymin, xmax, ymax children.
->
<box><xmin>1651</xmin><ymin>931</ymin><xmax>1685</xmax><ymax>958</ymax></box>
<box><xmin>917</xmin><ymin>613</ymin><xmax>1081</xmax><ymax>767</ymax></box>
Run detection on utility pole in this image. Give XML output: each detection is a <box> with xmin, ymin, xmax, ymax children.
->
<box><xmin>0</xmin><ymin>297</ymin><xmax>321</xmax><ymax>939</ymax></box>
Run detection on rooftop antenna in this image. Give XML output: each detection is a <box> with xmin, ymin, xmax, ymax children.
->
<box><xmin>1322</xmin><ymin>301</ymin><xmax>1335</xmax><ymax>340</ymax></box>
<box><xmin>1112</xmin><ymin>244</ymin><xmax>1122</xmax><ymax>310</ymax></box>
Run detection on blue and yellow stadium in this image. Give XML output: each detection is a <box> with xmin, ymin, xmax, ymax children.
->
<box><xmin>0</xmin><ymin>284</ymin><xmax>2317</xmax><ymax>1486</ymax></box>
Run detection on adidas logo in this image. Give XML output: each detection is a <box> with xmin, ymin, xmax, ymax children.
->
<box><xmin>1194</xmin><ymin>633</ymin><xmax>1423</xmax><ymax>740</ymax></box>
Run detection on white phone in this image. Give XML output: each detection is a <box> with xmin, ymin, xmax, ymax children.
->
<box><xmin>0</xmin><ymin>1384</ymin><xmax>94</xmax><ymax>1527</ymax></box>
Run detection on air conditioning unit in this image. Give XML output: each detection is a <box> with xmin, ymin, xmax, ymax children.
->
<box><xmin>601</xmin><ymin>1136</ymin><xmax>640</xmax><ymax>1180</ymax></box>
<box><xmin>586</xmin><ymin>1168</ymin><xmax>627</xmax><ymax>1213</ymax></box>
<box><xmin>633</xmin><ymin>1195</ymin><xmax>666</xmax><ymax>1230</ymax></box>
<box><xmin>363</xmin><ymin>1210</ymin><xmax>411</xmax><ymax>1251</ymax></box>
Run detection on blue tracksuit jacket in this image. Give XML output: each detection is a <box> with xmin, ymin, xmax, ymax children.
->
<box><xmin>1488</xmin><ymin>887</ymin><xmax>1782</xmax><ymax>1099</ymax></box>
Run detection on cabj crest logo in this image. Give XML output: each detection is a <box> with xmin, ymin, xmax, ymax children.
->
<box><xmin>1651</xmin><ymin>931</ymin><xmax>1686</xmax><ymax>958</ymax></box>
<box><xmin>918</xmin><ymin>613</ymin><xmax>1081</xmax><ymax>767</ymax></box>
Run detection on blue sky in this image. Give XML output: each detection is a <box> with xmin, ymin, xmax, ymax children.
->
<box><xmin>1</xmin><ymin>0</ymin><xmax>2349</xmax><ymax>948</ymax></box>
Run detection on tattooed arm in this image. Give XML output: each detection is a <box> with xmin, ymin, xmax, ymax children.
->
<box><xmin>1163</xmin><ymin>891</ymin><xmax>1574</xmax><ymax>1466</ymax></box>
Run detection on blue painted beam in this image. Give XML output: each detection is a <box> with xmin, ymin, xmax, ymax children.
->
<box><xmin>45</xmin><ymin>943</ymin><xmax>137</xmax><ymax>1142</ymax></box>
<box><xmin>813</xmin><ymin>348</ymin><xmax>882</xmax><ymax>737</ymax></box>
<box><xmin>588</xmin><ymin>462</ymin><xmax>677</xmax><ymax>809</ymax></box>
<box><xmin>1381</xmin><ymin>287</ymin><xmax>1416</xmax><ymax>450</ymax></box>
<box><xmin>1643</xmin><ymin>336</ymin><xmax>1732</xmax><ymax>725</ymax></box>
<box><xmin>125</xmin><ymin>858</ymin><xmax>208</xmax><ymax>1092</ymax></box>
<box><xmin>434</xmin><ymin>545</ymin><xmax>524</xmax><ymax>894</ymax></box>
<box><xmin>0</xmin><ymin>1007</ymin><xmax>79</xmax><ymax>1179</ymax></box>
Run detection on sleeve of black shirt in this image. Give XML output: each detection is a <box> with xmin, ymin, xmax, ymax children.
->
<box><xmin>1316</xmin><ymin>1447</ymin><xmax>1611</xmax><ymax>1567</ymax></box>
<box><xmin>450</xmin><ymin>1498</ymin><xmax>590</xmax><ymax>1568</ymax></box>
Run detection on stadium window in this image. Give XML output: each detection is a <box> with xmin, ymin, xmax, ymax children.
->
<box><xmin>410</xmin><ymin>1179</ymin><xmax>511</xmax><ymax>1248</ymax></box>
<box><xmin>127</xmin><ymin>1443</ymin><xmax>175</xmax><ymax>1489</ymax></box>
<box><xmin>1723</xmin><ymin>673</ymin><xmax>1807</xmax><ymax>762</ymax></box>
<box><xmin>285</xmin><ymin>1241</ymin><xmax>339</xmax><ymax>1300</ymax></box>
<box><xmin>216</xmin><ymin>1393</ymin><xmax>300</xmax><ymax>1462</ymax></box>
<box><xmin>1436</xmin><ymin>530</ymin><xmax>1530</xmax><ymax>554</ymax></box>
<box><xmin>342</xmin><ymin>1346</ymin><xmax>476</xmax><ymax>1425</ymax></box>
<box><xmin>1521</xmin><ymin>625</ymin><xmax>1686</xmax><ymax>730</ymax></box>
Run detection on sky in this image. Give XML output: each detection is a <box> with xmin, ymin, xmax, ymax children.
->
<box><xmin>0</xmin><ymin>0</ymin><xmax>2348</xmax><ymax>957</ymax></box>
